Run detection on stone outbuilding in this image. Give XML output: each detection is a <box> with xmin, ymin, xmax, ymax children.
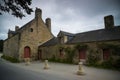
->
<box><xmin>39</xmin><ymin>15</ymin><xmax>120</xmax><ymax>64</ymax></box>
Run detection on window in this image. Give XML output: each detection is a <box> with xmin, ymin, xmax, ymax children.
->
<box><xmin>30</xmin><ymin>28</ymin><xmax>33</xmax><ymax>32</ymax></box>
<box><xmin>59</xmin><ymin>48</ymin><xmax>64</xmax><ymax>57</ymax></box>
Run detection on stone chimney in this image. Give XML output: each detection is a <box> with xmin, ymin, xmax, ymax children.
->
<box><xmin>15</xmin><ymin>26</ymin><xmax>19</xmax><ymax>31</ymax></box>
<box><xmin>104</xmin><ymin>15</ymin><xmax>114</xmax><ymax>29</ymax></box>
<box><xmin>45</xmin><ymin>18</ymin><xmax>51</xmax><ymax>32</ymax></box>
<box><xmin>8</xmin><ymin>29</ymin><xmax>12</xmax><ymax>38</ymax></box>
<box><xmin>35</xmin><ymin>7</ymin><xmax>42</xmax><ymax>19</ymax></box>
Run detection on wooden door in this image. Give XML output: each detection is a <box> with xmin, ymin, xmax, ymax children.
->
<box><xmin>38</xmin><ymin>50</ymin><xmax>42</xmax><ymax>60</ymax></box>
<box><xmin>79</xmin><ymin>50</ymin><xmax>86</xmax><ymax>59</ymax></box>
<box><xmin>103</xmin><ymin>49</ymin><xmax>110</xmax><ymax>60</ymax></box>
<box><xmin>24</xmin><ymin>46</ymin><xmax>30</xmax><ymax>58</ymax></box>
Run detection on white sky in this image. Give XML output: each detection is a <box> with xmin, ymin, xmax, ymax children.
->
<box><xmin>0</xmin><ymin>0</ymin><xmax>120</xmax><ymax>40</ymax></box>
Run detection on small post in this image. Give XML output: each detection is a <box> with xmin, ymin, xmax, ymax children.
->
<box><xmin>25</xmin><ymin>58</ymin><xmax>30</xmax><ymax>65</ymax></box>
<box><xmin>77</xmin><ymin>61</ymin><xmax>85</xmax><ymax>75</ymax></box>
<box><xmin>43</xmin><ymin>60</ymin><xmax>50</xmax><ymax>69</ymax></box>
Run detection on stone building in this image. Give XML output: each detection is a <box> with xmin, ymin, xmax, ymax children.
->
<box><xmin>3</xmin><ymin>8</ymin><xmax>54</xmax><ymax>61</ymax></box>
<box><xmin>39</xmin><ymin>15</ymin><xmax>120</xmax><ymax>64</ymax></box>
<box><xmin>3</xmin><ymin>8</ymin><xmax>120</xmax><ymax>64</ymax></box>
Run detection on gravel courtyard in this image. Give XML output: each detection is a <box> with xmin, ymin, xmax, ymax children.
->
<box><xmin>10</xmin><ymin>61</ymin><xmax>120</xmax><ymax>80</ymax></box>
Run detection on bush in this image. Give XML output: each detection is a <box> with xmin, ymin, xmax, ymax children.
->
<box><xmin>113</xmin><ymin>58</ymin><xmax>120</xmax><ymax>71</ymax></box>
<box><xmin>49</xmin><ymin>55</ymin><xmax>56</xmax><ymax>61</ymax></box>
<box><xmin>87</xmin><ymin>50</ymin><xmax>101</xmax><ymax>66</ymax></box>
<box><xmin>101</xmin><ymin>58</ymin><xmax>113</xmax><ymax>69</ymax></box>
<box><xmin>1</xmin><ymin>55</ymin><xmax>20</xmax><ymax>63</ymax></box>
<box><xmin>100</xmin><ymin>57</ymin><xmax>120</xmax><ymax>70</ymax></box>
<box><xmin>65</xmin><ymin>47</ymin><xmax>75</xmax><ymax>64</ymax></box>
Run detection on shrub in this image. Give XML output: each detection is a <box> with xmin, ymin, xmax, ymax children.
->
<box><xmin>98</xmin><ymin>43</ymin><xmax>120</xmax><ymax>56</ymax></box>
<box><xmin>87</xmin><ymin>50</ymin><xmax>101</xmax><ymax>66</ymax></box>
<box><xmin>101</xmin><ymin>57</ymin><xmax>113</xmax><ymax>69</ymax></box>
<box><xmin>104</xmin><ymin>58</ymin><xmax>120</xmax><ymax>70</ymax></box>
<box><xmin>65</xmin><ymin>47</ymin><xmax>75</xmax><ymax>64</ymax></box>
<box><xmin>1</xmin><ymin>55</ymin><xmax>20</xmax><ymax>63</ymax></box>
<box><xmin>113</xmin><ymin>58</ymin><xmax>120</xmax><ymax>70</ymax></box>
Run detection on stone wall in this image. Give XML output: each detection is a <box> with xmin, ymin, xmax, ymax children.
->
<box><xmin>4</xmin><ymin>8</ymin><xmax>54</xmax><ymax>61</ymax></box>
<box><xmin>3</xmin><ymin>34</ymin><xmax>20</xmax><ymax>58</ymax></box>
<box><xmin>19</xmin><ymin>16</ymin><xmax>53</xmax><ymax>61</ymax></box>
<box><xmin>39</xmin><ymin>40</ymin><xmax>120</xmax><ymax>64</ymax></box>
<box><xmin>40</xmin><ymin>45</ymin><xmax>60</xmax><ymax>60</ymax></box>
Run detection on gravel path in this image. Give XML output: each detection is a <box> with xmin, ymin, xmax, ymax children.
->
<box><xmin>9</xmin><ymin>61</ymin><xmax>120</xmax><ymax>80</ymax></box>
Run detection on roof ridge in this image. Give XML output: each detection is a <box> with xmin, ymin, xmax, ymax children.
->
<box><xmin>76</xmin><ymin>26</ymin><xmax>120</xmax><ymax>35</ymax></box>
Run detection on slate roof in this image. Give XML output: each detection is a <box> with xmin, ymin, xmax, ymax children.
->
<box><xmin>4</xmin><ymin>19</ymin><xmax>35</xmax><ymax>41</ymax></box>
<box><xmin>8</xmin><ymin>30</ymin><xmax>16</xmax><ymax>34</ymax></box>
<box><xmin>57</xmin><ymin>30</ymin><xmax>75</xmax><ymax>37</ymax></box>
<box><xmin>67</xmin><ymin>26</ymin><xmax>120</xmax><ymax>44</ymax></box>
<box><xmin>39</xmin><ymin>37</ymin><xmax>59</xmax><ymax>47</ymax></box>
<box><xmin>17</xmin><ymin>19</ymin><xmax>35</xmax><ymax>33</ymax></box>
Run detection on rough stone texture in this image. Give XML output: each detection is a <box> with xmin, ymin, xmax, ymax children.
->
<box><xmin>39</xmin><ymin>40</ymin><xmax>120</xmax><ymax>64</ymax></box>
<box><xmin>3</xmin><ymin>8</ymin><xmax>54</xmax><ymax>61</ymax></box>
<box><xmin>104</xmin><ymin>15</ymin><xmax>114</xmax><ymax>29</ymax></box>
<box><xmin>41</xmin><ymin>45</ymin><xmax>60</xmax><ymax>60</ymax></box>
<box><xmin>3</xmin><ymin>34</ymin><xmax>20</xmax><ymax>58</ymax></box>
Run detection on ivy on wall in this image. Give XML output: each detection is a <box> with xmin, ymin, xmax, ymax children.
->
<box><xmin>98</xmin><ymin>43</ymin><xmax>120</xmax><ymax>56</ymax></box>
<box><xmin>65</xmin><ymin>47</ymin><xmax>75</xmax><ymax>63</ymax></box>
<box><xmin>74</xmin><ymin>43</ymin><xmax>88</xmax><ymax>51</ymax></box>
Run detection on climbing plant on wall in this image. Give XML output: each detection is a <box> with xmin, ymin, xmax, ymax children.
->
<box><xmin>65</xmin><ymin>47</ymin><xmax>75</xmax><ymax>63</ymax></box>
<box><xmin>74</xmin><ymin>43</ymin><xmax>88</xmax><ymax>51</ymax></box>
<box><xmin>98</xmin><ymin>43</ymin><xmax>120</xmax><ymax>56</ymax></box>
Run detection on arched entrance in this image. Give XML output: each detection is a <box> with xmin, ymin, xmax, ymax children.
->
<box><xmin>24</xmin><ymin>46</ymin><xmax>31</xmax><ymax>58</ymax></box>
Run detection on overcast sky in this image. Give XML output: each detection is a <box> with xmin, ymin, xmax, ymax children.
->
<box><xmin>0</xmin><ymin>0</ymin><xmax>120</xmax><ymax>40</ymax></box>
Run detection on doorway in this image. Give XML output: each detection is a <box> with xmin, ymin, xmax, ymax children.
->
<box><xmin>24</xmin><ymin>46</ymin><xmax>31</xmax><ymax>58</ymax></box>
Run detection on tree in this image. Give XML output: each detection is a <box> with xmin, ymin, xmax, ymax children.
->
<box><xmin>0</xmin><ymin>0</ymin><xmax>33</xmax><ymax>19</ymax></box>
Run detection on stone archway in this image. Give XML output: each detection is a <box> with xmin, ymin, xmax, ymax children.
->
<box><xmin>24</xmin><ymin>46</ymin><xmax>31</xmax><ymax>58</ymax></box>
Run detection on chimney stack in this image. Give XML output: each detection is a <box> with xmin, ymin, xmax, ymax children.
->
<box><xmin>104</xmin><ymin>15</ymin><xmax>114</xmax><ymax>29</ymax></box>
<box><xmin>15</xmin><ymin>26</ymin><xmax>19</xmax><ymax>31</ymax></box>
<box><xmin>8</xmin><ymin>29</ymin><xmax>12</xmax><ymax>38</ymax></box>
<box><xmin>45</xmin><ymin>18</ymin><xmax>51</xmax><ymax>32</ymax></box>
<box><xmin>35</xmin><ymin>7</ymin><xmax>42</xmax><ymax>19</ymax></box>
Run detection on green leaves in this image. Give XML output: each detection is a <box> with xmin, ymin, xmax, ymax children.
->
<box><xmin>0</xmin><ymin>0</ymin><xmax>33</xmax><ymax>19</ymax></box>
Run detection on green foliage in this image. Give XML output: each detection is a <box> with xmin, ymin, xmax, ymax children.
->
<box><xmin>74</xmin><ymin>43</ymin><xmax>88</xmax><ymax>51</ymax></box>
<box><xmin>101</xmin><ymin>58</ymin><xmax>113</xmax><ymax>69</ymax></box>
<box><xmin>86</xmin><ymin>49</ymin><xmax>120</xmax><ymax>71</ymax></box>
<box><xmin>101</xmin><ymin>57</ymin><xmax>120</xmax><ymax>70</ymax></box>
<box><xmin>58</xmin><ymin>45</ymin><xmax>65</xmax><ymax>50</ymax></box>
<box><xmin>87</xmin><ymin>49</ymin><xmax>101</xmax><ymax>66</ymax></box>
<box><xmin>49</xmin><ymin>46</ymin><xmax>75</xmax><ymax>64</ymax></box>
<box><xmin>1</xmin><ymin>55</ymin><xmax>20</xmax><ymax>63</ymax></box>
<box><xmin>0</xmin><ymin>0</ymin><xmax>33</xmax><ymax>18</ymax></box>
<box><xmin>113</xmin><ymin>58</ymin><xmax>120</xmax><ymax>70</ymax></box>
<box><xmin>98</xmin><ymin>43</ymin><xmax>120</xmax><ymax>56</ymax></box>
<box><xmin>65</xmin><ymin>47</ymin><xmax>75</xmax><ymax>63</ymax></box>
<box><xmin>49</xmin><ymin>55</ymin><xmax>56</xmax><ymax>62</ymax></box>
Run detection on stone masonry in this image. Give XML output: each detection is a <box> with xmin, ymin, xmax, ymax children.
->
<box><xmin>3</xmin><ymin>8</ymin><xmax>54</xmax><ymax>61</ymax></box>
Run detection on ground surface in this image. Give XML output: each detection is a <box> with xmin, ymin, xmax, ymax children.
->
<box><xmin>0</xmin><ymin>53</ymin><xmax>120</xmax><ymax>80</ymax></box>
